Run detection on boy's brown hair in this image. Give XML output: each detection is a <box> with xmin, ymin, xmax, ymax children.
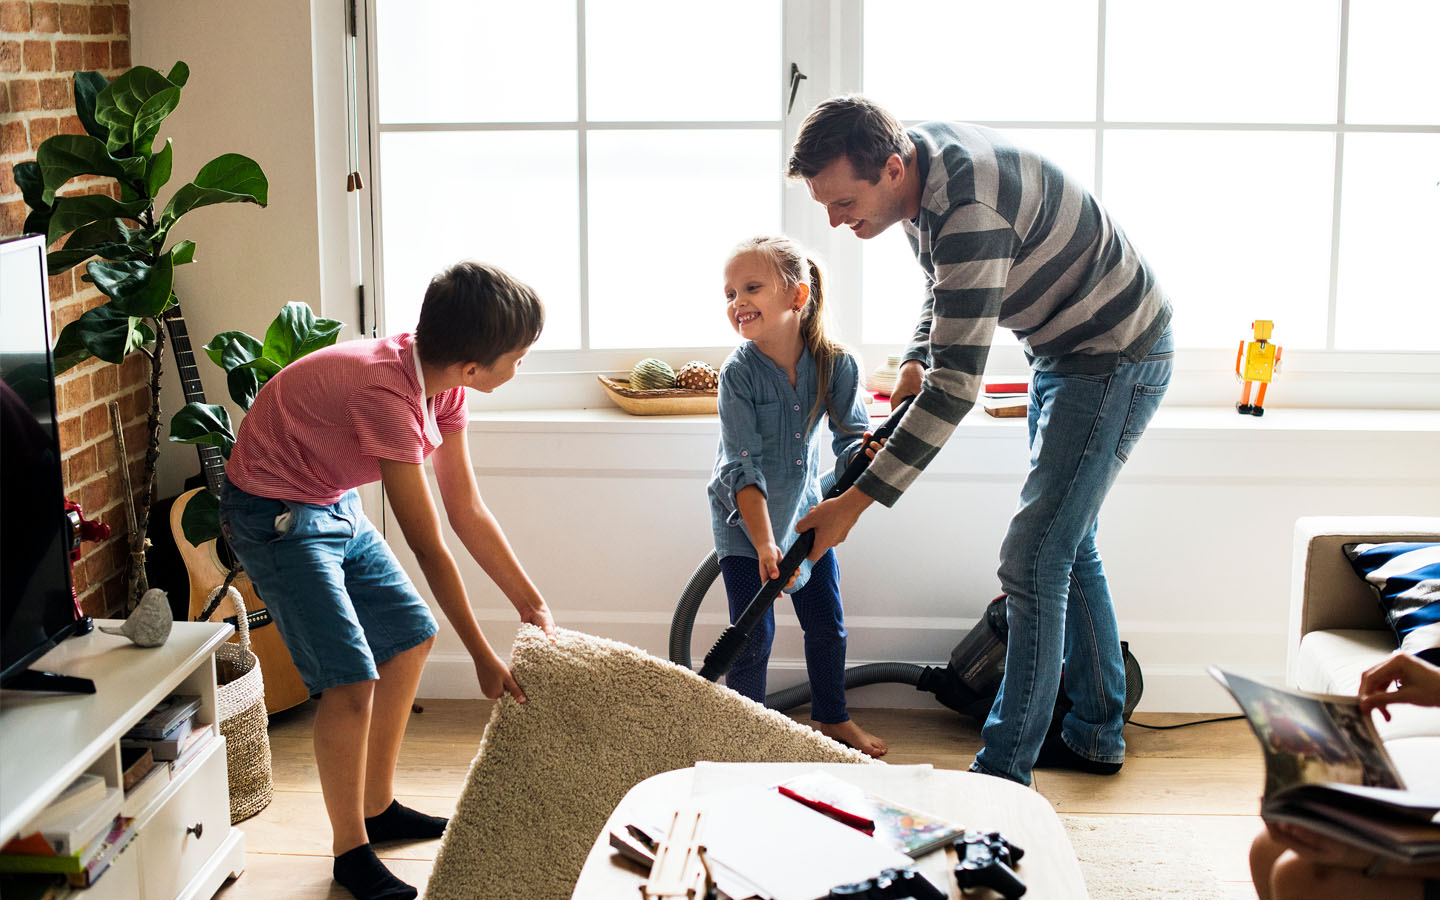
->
<box><xmin>416</xmin><ymin>261</ymin><xmax>544</xmax><ymax>367</ymax></box>
<box><xmin>787</xmin><ymin>95</ymin><xmax>911</xmax><ymax>183</ymax></box>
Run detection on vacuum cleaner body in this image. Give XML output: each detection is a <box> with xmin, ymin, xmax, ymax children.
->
<box><xmin>916</xmin><ymin>595</ymin><xmax>1144</xmax><ymax>727</ymax></box>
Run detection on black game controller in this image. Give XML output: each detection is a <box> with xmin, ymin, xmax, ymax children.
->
<box><xmin>953</xmin><ymin>830</ymin><xmax>1027</xmax><ymax>899</ymax></box>
<box><xmin>828</xmin><ymin>866</ymin><xmax>946</xmax><ymax>900</ymax></box>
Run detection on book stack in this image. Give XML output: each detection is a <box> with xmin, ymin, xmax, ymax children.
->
<box><xmin>982</xmin><ymin>381</ymin><xmax>1029</xmax><ymax>418</ymax></box>
<box><xmin>120</xmin><ymin>694</ymin><xmax>201</xmax><ymax>762</ymax></box>
<box><xmin>0</xmin><ymin>773</ymin><xmax>138</xmax><ymax>888</ymax></box>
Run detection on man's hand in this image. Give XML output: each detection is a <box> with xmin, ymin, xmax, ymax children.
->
<box><xmin>796</xmin><ymin>488</ymin><xmax>873</xmax><ymax>562</ymax></box>
<box><xmin>1265</xmin><ymin>821</ymin><xmax>1375</xmax><ymax>869</ymax></box>
<box><xmin>890</xmin><ymin>359</ymin><xmax>925</xmax><ymax>407</ymax></box>
<box><xmin>475</xmin><ymin>651</ymin><xmax>526</xmax><ymax>703</ymax></box>
<box><xmin>1359</xmin><ymin>651</ymin><xmax>1440</xmax><ymax>720</ymax></box>
<box><xmin>520</xmin><ymin>602</ymin><xmax>558</xmax><ymax>640</ymax></box>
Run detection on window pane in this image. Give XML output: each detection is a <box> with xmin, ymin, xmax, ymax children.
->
<box><xmin>375</xmin><ymin>0</ymin><xmax>576</xmax><ymax>123</ymax></box>
<box><xmin>1106</xmin><ymin>0</ymin><xmax>1338</xmax><ymax>123</ymax></box>
<box><xmin>586</xmin><ymin>0</ymin><xmax>780</xmax><ymax>122</ymax></box>
<box><xmin>864</xmin><ymin>1</ymin><xmax>1098</xmax><ymax>122</ymax></box>
<box><xmin>1101</xmin><ymin>131</ymin><xmax>1335</xmax><ymax>349</ymax></box>
<box><xmin>1335</xmin><ymin>133</ymin><xmax>1440</xmax><ymax>350</ymax></box>
<box><xmin>861</xmin><ymin>128</ymin><xmax>1096</xmax><ymax>344</ymax></box>
<box><xmin>378</xmin><ymin>132</ymin><xmax>580</xmax><ymax>349</ymax></box>
<box><xmin>587</xmin><ymin>130</ymin><xmax>780</xmax><ymax>348</ymax></box>
<box><xmin>1346</xmin><ymin>0</ymin><xmax>1440</xmax><ymax>125</ymax></box>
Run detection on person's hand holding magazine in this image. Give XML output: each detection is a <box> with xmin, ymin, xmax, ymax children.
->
<box><xmin>1250</xmin><ymin>651</ymin><xmax>1440</xmax><ymax>900</ymax></box>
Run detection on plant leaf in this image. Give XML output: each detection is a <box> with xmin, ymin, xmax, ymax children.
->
<box><xmin>160</xmin><ymin>154</ymin><xmax>269</xmax><ymax>230</ymax></box>
<box><xmin>36</xmin><ymin>134</ymin><xmax>140</xmax><ymax>204</ymax></box>
<box><xmin>13</xmin><ymin>161</ymin><xmax>54</xmax><ymax>235</ymax></box>
<box><xmin>45</xmin><ymin>218</ymin><xmax>148</xmax><ymax>275</ymax></box>
<box><xmin>73</xmin><ymin>72</ymin><xmax>111</xmax><ymax>142</ymax></box>
<box><xmin>45</xmin><ymin>194</ymin><xmax>149</xmax><ymax>246</ymax></box>
<box><xmin>261</xmin><ymin>301</ymin><xmax>344</xmax><ymax>367</ymax></box>
<box><xmin>95</xmin><ymin>65</ymin><xmax>176</xmax><ymax>153</ymax></box>
<box><xmin>166</xmin><ymin>61</ymin><xmax>190</xmax><ymax>88</ymax></box>
<box><xmin>226</xmin><ymin>366</ymin><xmax>263</xmax><ymax>411</ymax></box>
<box><xmin>147</xmin><ymin>138</ymin><xmax>174</xmax><ymax>197</ymax></box>
<box><xmin>205</xmin><ymin>330</ymin><xmax>262</xmax><ymax>369</ymax></box>
<box><xmin>51</xmin><ymin>304</ymin><xmax>155</xmax><ymax>371</ymax></box>
<box><xmin>169</xmin><ymin>402</ymin><xmax>236</xmax><ymax>457</ymax></box>
<box><xmin>170</xmin><ymin>239</ymin><xmax>196</xmax><ymax>265</ymax></box>
<box><xmin>84</xmin><ymin>255</ymin><xmax>176</xmax><ymax>318</ymax></box>
<box><xmin>130</xmin><ymin>85</ymin><xmax>180</xmax><ymax>157</ymax></box>
<box><xmin>179</xmin><ymin>488</ymin><xmax>222</xmax><ymax>545</ymax></box>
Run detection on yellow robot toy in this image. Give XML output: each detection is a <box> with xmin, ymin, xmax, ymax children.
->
<box><xmin>1235</xmin><ymin>319</ymin><xmax>1281</xmax><ymax>417</ymax></box>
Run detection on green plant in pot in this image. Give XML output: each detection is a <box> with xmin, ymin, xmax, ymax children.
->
<box><xmin>15</xmin><ymin>62</ymin><xmax>268</xmax><ymax>608</ymax></box>
<box><xmin>168</xmin><ymin>301</ymin><xmax>344</xmax><ymax>546</ymax></box>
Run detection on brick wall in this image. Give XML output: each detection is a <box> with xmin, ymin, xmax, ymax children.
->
<box><xmin>2</xmin><ymin>1</ymin><xmax>146</xmax><ymax>617</ymax></box>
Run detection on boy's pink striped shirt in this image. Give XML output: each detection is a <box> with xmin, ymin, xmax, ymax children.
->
<box><xmin>227</xmin><ymin>333</ymin><xmax>468</xmax><ymax>504</ymax></box>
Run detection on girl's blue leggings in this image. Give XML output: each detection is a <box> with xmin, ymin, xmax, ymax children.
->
<box><xmin>717</xmin><ymin>548</ymin><xmax>848</xmax><ymax>724</ymax></box>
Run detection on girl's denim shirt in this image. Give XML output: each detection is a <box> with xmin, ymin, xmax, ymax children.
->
<box><xmin>707</xmin><ymin>342</ymin><xmax>870</xmax><ymax>592</ymax></box>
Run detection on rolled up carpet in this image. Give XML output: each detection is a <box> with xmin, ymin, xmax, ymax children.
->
<box><xmin>425</xmin><ymin>626</ymin><xmax>873</xmax><ymax>900</ymax></box>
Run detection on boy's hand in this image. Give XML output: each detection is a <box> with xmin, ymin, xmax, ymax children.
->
<box><xmin>475</xmin><ymin>652</ymin><xmax>526</xmax><ymax>703</ymax></box>
<box><xmin>1359</xmin><ymin>651</ymin><xmax>1440</xmax><ymax>720</ymax></box>
<box><xmin>520</xmin><ymin>602</ymin><xmax>558</xmax><ymax>640</ymax></box>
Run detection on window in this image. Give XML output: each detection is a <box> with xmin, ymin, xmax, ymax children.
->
<box><xmin>362</xmin><ymin>0</ymin><xmax>1439</xmax><ymax>405</ymax></box>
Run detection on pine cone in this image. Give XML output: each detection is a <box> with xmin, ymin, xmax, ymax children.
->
<box><xmin>675</xmin><ymin>361</ymin><xmax>718</xmax><ymax>391</ymax></box>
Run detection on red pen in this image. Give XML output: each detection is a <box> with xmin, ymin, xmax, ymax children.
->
<box><xmin>777</xmin><ymin>785</ymin><xmax>877</xmax><ymax>836</ymax></box>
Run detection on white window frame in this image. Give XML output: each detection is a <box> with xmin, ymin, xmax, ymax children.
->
<box><xmin>355</xmin><ymin>0</ymin><xmax>1440</xmax><ymax>411</ymax></box>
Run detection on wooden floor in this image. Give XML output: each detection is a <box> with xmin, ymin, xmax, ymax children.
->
<box><xmin>216</xmin><ymin>701</ymin><xmax>1264</xmax><ymax>899</ymax></box>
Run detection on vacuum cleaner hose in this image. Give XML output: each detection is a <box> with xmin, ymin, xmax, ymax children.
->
<box><xmin>670</xmin><ymin>548</ymin><xmax>927</xmax><ymax>710</ymax></box>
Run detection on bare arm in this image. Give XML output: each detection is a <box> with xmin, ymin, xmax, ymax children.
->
<box><xmin>378</xmin><ymin>457</ymin><xmax>524</xmax><ymax>700</ymax></box>
<box><xmin>429</xmin><ymin>436</ymin><xmax>555</xmax><ymax>636</ymax></box>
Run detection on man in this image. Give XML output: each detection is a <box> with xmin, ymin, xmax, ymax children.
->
<box><xmin>790</xmin><ymin>95</ymin><xmax>1173</xmax><ymax>785</ymax></box>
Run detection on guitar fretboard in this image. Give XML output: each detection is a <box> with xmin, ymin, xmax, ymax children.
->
<box><xmin>164</xmin><ymin>310</ymin><xmax>227</xmax><ymax>499</ymax></box>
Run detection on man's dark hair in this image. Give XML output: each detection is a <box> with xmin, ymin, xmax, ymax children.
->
<box><xmin>415</xmin><ymin>261</ymin><xmax>544</xmax><ymax>368</ymax></box>
<box><xmin>787</xmin><ymin>95</ymin><xmax>911</xmax><ymax>183</ymax></box>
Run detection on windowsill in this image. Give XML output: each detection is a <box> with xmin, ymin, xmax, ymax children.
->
<box><xmin>465</xmin><ymin>405</ymin><xmax>1440</xmax><ymax>435</ymax></box>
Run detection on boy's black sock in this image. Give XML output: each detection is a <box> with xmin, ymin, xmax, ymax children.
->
<box><xmin>364</xmin><ymin>799</ymin><xmax>448</xmax><ymax>844</ymax></box>
<box><xmin>1034</xmin><ymin>731</ymin><xmax>1123</xmax><ymax>775</ymax></box>
<box><xmin>333</xmin><ymin>844</ymin><xmax>417</xmax><ymax>900</ymax></box>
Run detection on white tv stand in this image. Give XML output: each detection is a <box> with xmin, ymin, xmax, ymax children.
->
<box><xmin>1</xmin><ymin>621</ymin><xmax>246</xmax><ymax>899</ymax></box>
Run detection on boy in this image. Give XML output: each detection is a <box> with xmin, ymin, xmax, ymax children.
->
<box><xmin>219</xmin><ymin>261</ymin><xmax>556</xmax><ymax>900</ymax></box>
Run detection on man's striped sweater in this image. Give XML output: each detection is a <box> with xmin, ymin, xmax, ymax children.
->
<box><xmin>855</xmin><ymin>122</ymin><xmax>1172</xmax><ymax>508</ymax></box>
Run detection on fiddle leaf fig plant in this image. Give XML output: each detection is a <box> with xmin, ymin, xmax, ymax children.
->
<box><xmin>17</xmin><ymin>62</ymin><xmax>268</xmax><ymax>610</ymax></box>
<box><xmin>169</xmin><ymin>301</ymin><xmax>344</xmax><ymax>545</ymax></box>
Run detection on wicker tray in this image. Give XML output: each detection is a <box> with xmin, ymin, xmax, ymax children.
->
<box><xmin>597</xmin><ymin>375</ymin><xmax>718</xmax><ymax>416</ymax></box>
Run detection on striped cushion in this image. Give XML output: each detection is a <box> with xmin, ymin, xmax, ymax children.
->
<box><xmin>1343</xmin><ymin>542</ymin><xmax>1440</xmax><ymax>664</ymax></box>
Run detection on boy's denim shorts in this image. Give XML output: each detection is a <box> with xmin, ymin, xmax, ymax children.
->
<box><xmin>219</xmin><ymin>479</ymin><xmax>438</xmax><ymax>695</ymax></box>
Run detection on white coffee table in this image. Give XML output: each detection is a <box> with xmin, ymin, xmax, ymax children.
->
<box><xmin>572</xmin><ymin>762</ymin><xmax>1087</xmax><ymax>898</ymax></box>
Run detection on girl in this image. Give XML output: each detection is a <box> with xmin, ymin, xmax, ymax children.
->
<box><xmin>707</xmin><ymin>235</ymin><xmax>887</xmax><ymax>757</ymax></box>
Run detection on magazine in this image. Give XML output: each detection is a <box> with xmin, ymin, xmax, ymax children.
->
<box><xmin>1211</xmin><ymin>667</ymin><xmax>1440</xmax><ymax>863</ymax></box>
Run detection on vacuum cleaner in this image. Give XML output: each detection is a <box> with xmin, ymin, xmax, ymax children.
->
<box><xmin>670</xmin><ymin>395</ymin><xmax>1143</xmax><ymax>727</ymax></box>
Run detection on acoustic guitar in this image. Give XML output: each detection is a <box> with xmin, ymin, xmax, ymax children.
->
<box><xmin>164</xmin><ymin>309</ymin><xmax>310</xmax><ymax>714</ymax></box>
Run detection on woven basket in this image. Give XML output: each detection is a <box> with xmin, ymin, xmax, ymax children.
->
<box><xmin>208</xmin><ymin>585</ymin><xmax>274</xmax><ymax>824</ymax></box>
<box><xmin>597</xmin><ymin>375</ymin><xmax>718</xmax><ymax>416</ymax></box>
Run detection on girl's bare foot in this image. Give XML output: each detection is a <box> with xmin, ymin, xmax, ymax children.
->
<box><xmin>818</xmin><ymin>719</ymin><xmax>888</xmax><ymax>758</ymax></box>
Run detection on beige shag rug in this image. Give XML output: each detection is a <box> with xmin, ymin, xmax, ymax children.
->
<box><xmin>1061</xmin><ymin>815</ymin><xmax>1230</xmax><ymax>900</ymax></box>
<box><xmin>425</xmin><ymin>626</ymin><xmax>872</xmax><ymax>900</ymax></box>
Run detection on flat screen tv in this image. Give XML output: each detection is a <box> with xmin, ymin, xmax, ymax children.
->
<box><xmin>1</xmin><ymin>233</ymin><xmax>94</xmax><ymax>693</ymax></box>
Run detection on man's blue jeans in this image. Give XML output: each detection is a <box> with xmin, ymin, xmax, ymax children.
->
<box><xmin>971</xmin><ymin>331</ymin><xmax>1173</xmax><ymax>785</ymax></box>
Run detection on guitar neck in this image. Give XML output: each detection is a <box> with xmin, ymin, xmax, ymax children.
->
<box><xmin>163</xmin><ymin>309</ymin><xmax>227</xmax><ymax>498</ymax></box>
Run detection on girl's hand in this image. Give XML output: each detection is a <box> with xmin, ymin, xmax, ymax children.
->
<box><xmin>857</xmin><ymin>432</ymin><xmax>887</xmax><ymax>461</ymax></box>
<box><xmin>1359</xmin><ymin>651</ymin><xmax>1440</xmax><ymax>720</ymax></box>
<box><xmin>474</xmin><ymin>651</ymin><xmax>526</xmax><ymax>703</ymax></box>
<box><xmin>757</xmin><ymin>542</ymin><xmax>798</xmax><ymax>590</ymax></box>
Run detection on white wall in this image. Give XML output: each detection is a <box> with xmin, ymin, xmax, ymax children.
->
<box><xmin>131</xmin><ymin>0</ymin><xmax>357</xmax><ymax>498</ymax></box>
<box><xmin>397</xmin><ymin>406</ymin><xmax>1440</xmax><ymax>712</ymax></box>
